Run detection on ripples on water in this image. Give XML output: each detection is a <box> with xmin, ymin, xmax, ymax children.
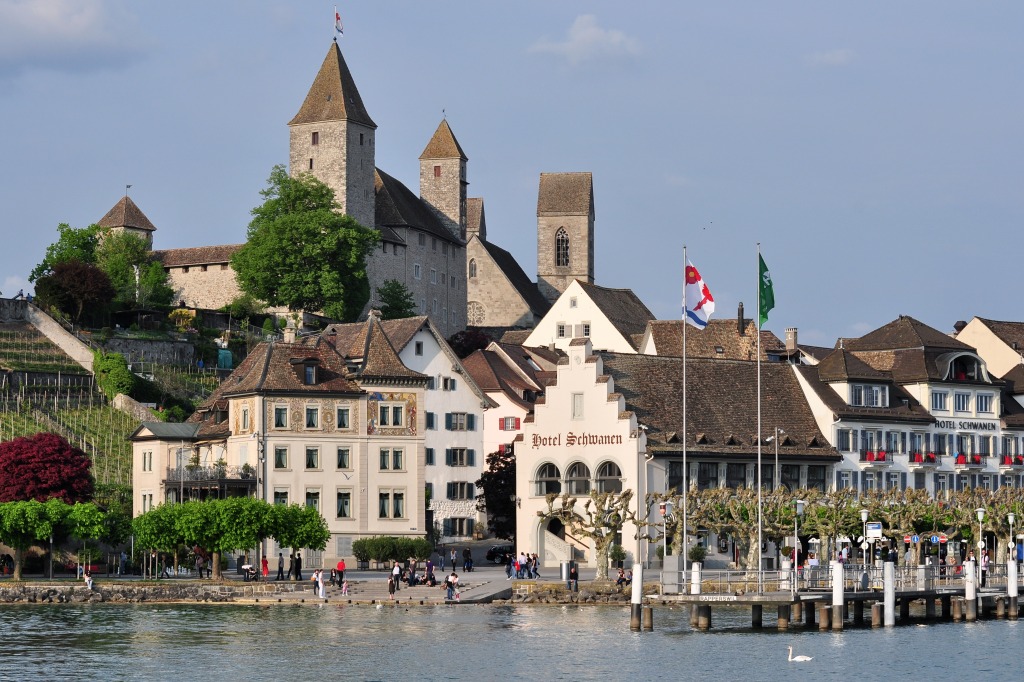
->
<box><xmin>0</xmin><ymin>603</ymin><xmax>1019</xmax><ymax>681</ymax></box>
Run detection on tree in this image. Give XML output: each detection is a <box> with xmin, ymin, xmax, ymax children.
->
<box><xmin>30</xmin><ymin>223</ymin><xmax>101</xmax><ymax>282</ymax></box>
<box><xmin>376</xmin><ymin>279</ymin><xmax>417</xmax><ymax>320</ymax></box>
<box><xmin>95</xmin><ymin>230</ymin><xmax>173</xmax><ymax>308</ymax></box>
<box><xmin>231</xmin><ymin>165</ymin><xmax>380</xmax><ymax>322</ymax></box>
<box><xmin>476</xmin><ymin>445</ymin><xmax>516</xmax><ymax>541</ymax></box>
<box><xmin>0</xmin><ymin>499</ymin><xmax>104</xmax><ymax>580</ymax></box>
<box><xmin>0</xmin><ymin>433</ymin><xmax>94</xmax><ymax>503</ymax></box>
<box><xmin>34</xmin><ymin>260</ymin><xmax>114</xmax><ymax>321</ymax></box>
<box><xmin>447</xmin><ymin>329</ymin><xmax>493</xmax><ymax>359</ymax></box>
<box><xmin>538</xmin><ymin>490</ymin><xmax>637</xmax><ymax>580</ymax></box>
<box><xmin>271</xmin><ymin>503</ymin><xmax>331</xmax><ymax>561</ymax></box>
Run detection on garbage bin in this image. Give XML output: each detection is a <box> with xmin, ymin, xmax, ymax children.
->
<box><xmin>560</xmin><ymin>561</ymin><xmax>571</xmax><ymax>581</ymax></box>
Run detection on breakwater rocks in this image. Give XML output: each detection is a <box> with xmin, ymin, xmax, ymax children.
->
<box><xmin>498</xmin><ymin>582</ymin><xmax>635</xmax><ymax>605</ymax></box>
<box><xmin>0</xmin><ymin>582</ymin><xmax>296</xmax><ymax>604</ymax></box>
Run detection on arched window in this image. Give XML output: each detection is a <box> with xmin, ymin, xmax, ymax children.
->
<box><xmin>555</xmin><ymin>228</ymin><xmax>570</xmax><ymax>267</ymax></box>
<box><xmin>567</xmin><ymin>462</ymin><xmax>591</xmax><ymax>494</ymax></box>
<box><xmin>596</xmin><ymin>461</ymin><xmax>623</xmax><ymax>493</ymax></box>
<box><xmin>469</xmin><ymin>258</ymin><xmax>477</xmax><ymax>278</ymax></box>
<box><xmin>536</xmin><ymin>463</ymin><xmax>561</xmax><ymax>495</ymax></box>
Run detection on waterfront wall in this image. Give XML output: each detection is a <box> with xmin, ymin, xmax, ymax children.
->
<box><xmin>0</xmin><ymin>581</ymin><xmax>311</xmax><ymax>604</ymax></box>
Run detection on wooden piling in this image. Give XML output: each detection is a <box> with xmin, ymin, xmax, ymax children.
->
<box><xmin>965</xmin><ymin>596</ymin><xmax>978</xmax><ymax>622</ymax></box>
<box><xmin>871</xmin><ymin>602</ymin><xmax>884</xmax><ymax>628</ymax></box>
<box><xmin>952</xmin><ymin>597</ymin><xmax>963</xmax><ymax>621</ymax></box>
<box><xmin>697</xmin><ymin>604</ymin><xmax>712</xmax><ymax>630</ymax></box>
<box><xmin>792</xmin><ymin>601</ymin><xmax>802</xmax><ymax>621</ymax></box>
<box><xmin>941</xmin><ymin>595</ymin><xmax>951</xmax><ymax>619</ymax></box>
<box><xmin>1010</xmin><ymin>596</ymin><xmax>1019</xmax><ymax>620</ymax></box>
<box><xmin>925</xmin><ymin>596</ymin><xmax>936</xmax><ymax>620</ymax></box>
<box><xmin>804</xmin><ymin>601</ymin><xmax>815</xmax><ymax>627</ymax></box>
<box><xmin>899</xmin><ymin>597</ymin><xmax>910</xmax><ymax>621</ymax></box>
<box><xmin>777</xmin><ymin>604</ymin><xmax>791</xmax><ymax>630</ymax></box>
<box><xmin>690</xmin><ymin>604</ymin><xmax>699</xmax><ymax>627</ymax></box>
<box><xmin>854</xmin><ymin>600</ymin><xmax>865</xmax><ymax>625</ymax></box>
<box><xmin>641</xmin><ymin>605</ymin><xmax>654</xmax><ymax>630</ymax></box>
<box><xmin>831</xmin><ymin>604</ymin><xmax>844</xmax><ymax>631</ymax></box>
<box><xmin>751</xmin><ymin>604</ymin><xmax>763</xmax><ymax>629</ymax></box>
<box><xmin>818</xmin><ymin>605</ymin><xmax>831</xmax><ymax>631</ymax></box>
<box><xmin>996</xmin><ymin>597</ymin><xmax>1006</xmax><ymax>619</ymax></box>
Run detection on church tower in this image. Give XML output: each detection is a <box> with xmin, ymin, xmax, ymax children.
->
<box><xmin>288</xmin><ymin>42</ymin><xmax>377</xmax><ymax>230</ymax></box>
<box><xmin>536</xmin><ymin>172</ymin><xmax>595</xmax><ymax>304</ymax></box>
<box><xmin>419</xmin><ymin>119</ymin><xmax>468</xmax><ymax>240</ymax></box>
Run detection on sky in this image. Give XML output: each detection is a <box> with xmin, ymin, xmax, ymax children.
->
<box><xmin>1</xmin><ymin>1</ymin><xmax>1022</xmax><ymax>346</ymax></box>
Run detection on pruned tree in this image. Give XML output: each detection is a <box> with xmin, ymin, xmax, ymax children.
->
<box><xmin>231</xmin><ymin>165</ymin><xmax>380</xmax><ymax>322</ymax></box>
<box><xmin>476</xmin><ymin>445</ymin><xmax>516</xmax><ymax>541</ymax></box>
<box><xmin>0</xmin><ymin>433</ymin><xmax>94</xmax><ymax>503</ymax></box>
<box><xmin>271</xmin><ymin>502</ymin><xmax>331</xmax><ymax>566</ymax></box>
<box><xmin>538</xmin><ymin>490</ymin><xmax>636</xmax><ymax>580</ymax></box>
<box><xmin>0</xmin><ymin>499</ymin><xmax>104</xmax><ymax>580</ymax></box>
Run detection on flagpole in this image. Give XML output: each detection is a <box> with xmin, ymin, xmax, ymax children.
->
<box><xmin>682</xmin><ymin>244</ymin><xmax>689</xmax><ymax>590</ymax></box>
<box><xmin>756</xmin><ymin>242</ymin><xmax>763</xmax><ymax>593</ymax></box>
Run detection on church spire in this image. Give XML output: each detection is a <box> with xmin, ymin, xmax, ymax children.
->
<box><xmin>289</xmin><ymin>42</ymin><xmax>376</xmax><ymax>129</ymax></box>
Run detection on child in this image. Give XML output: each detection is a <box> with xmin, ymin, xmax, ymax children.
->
<box><xmin>83</xmin><ymin>571</ymin><xmax>94</xmax><ymax>590</ymax></box>
<box><xmin>341</xmin><ymin>579</ymin><xmax>349</xmax><ymax>596</ymax></box>
<box><xmin>387</xmin><ymin>576</ymin><xmax>396</xmax><ymax>600</ymax></box>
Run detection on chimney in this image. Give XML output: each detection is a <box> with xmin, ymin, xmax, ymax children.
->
<box><xmin>952</xmin><ymin>320</ymin><xmax>967</xmax><ymax>335</ymax></box>
<box><xmin>283</xmin><ymin>320</ymin><xmax>296</xmax><ymax>344</ymax></box>
<box><xmin>737</xmin><ymin>302</ymin><xmax>745</xmax><ymax>336</ymax></box>
<box><xmin>786</xmin><ymin>327</ymin><xmax>798</xmax><ymax>353</ymax></box>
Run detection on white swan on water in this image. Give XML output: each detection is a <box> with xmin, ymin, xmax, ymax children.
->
<box><xmin>787</xmin><ymin>646</ymin><xmax>812</xmax><ymax>662</ymax></box>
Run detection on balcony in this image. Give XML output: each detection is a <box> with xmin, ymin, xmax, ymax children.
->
<box><xmin>998</xmin><ymin>455</ymin><xmax>1024</xmax><ymax>470</ymax></box>
<box><xmin>952</xmin><ymin>453</ymin><xmax>986</xmax><ymax>470</ymax></box>
<box><xmin>164</xmin><ymin>464</ymin><xmax>256</xmax><ymax>484</ymax></box>
<box><xmin>858</xmin><ymin>450</ymin><xmax>892</xmax><ymax>468</ymax></box>
<box><xmin>907</xmin><ymin>452</ymin><xmax>940</xmax><ymax>469</ymax></box>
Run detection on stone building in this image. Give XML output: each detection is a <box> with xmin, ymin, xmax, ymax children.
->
<box><xmin>151</xmin><ymin>244</ymin><xmax>243</xmax><ymax>310</ymax></box>
<box><xmin>536</xmin><ymin>173</ymin><xmax>594</xmax><ymax>304</ymax></box>
<box><xmin>97</xmin><ymin>195</ymin><xmax>157</xmax><ymax>248</ymax></box>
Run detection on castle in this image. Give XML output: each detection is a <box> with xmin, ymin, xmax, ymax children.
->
<box><xmin>98</xmin><ymin>40</ymin><xmax>598</xmax><ymax>337</ymax></box>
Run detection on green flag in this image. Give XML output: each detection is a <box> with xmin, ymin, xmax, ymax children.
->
<box><xmin>758</xmin><ymin>253</ymin><xmax>775</xmax><ymax>327</ymax></box>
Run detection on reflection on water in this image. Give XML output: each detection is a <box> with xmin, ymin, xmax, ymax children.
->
<box><xmin>0</xmin><ymin>603</ymin><xmax>1018</xmax><ymax>680</ymax></box>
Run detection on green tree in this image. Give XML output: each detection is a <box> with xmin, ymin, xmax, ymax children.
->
<box><xmin>271</xmin><ymin>503</ymin><xmax>331</xmax><ymax>563</ymax></box>
<box><xmin>376</xmin><ymin>279</ymin><xmax>417</xmax><ymax>320</ymax></box>
<box><xmin>30</xmin><ymin>223</ymin><xmax>101</xmax><ymax>282</ymax></box>
<box><xmin>95</xmin><ymin>231</ymin><xmax>173</xmax><ymax>308</ymax></box>
<box><xmin>231</xmin><ymin>166</ymin><xmax>380</xmax><ymax>322</ymax></box>
<box><xmin>171</xmin><ymin>498</ymin><xmax>276</xmax><ymax>581</ymax></box>
<box><xmin>476</xmin><ymin>445</ymin><xmax>516</xmax><ymax>541</ymax></box>
<box><xmin>0</xmin><ymin>499</ymin><xmax>104</xmax><ymax>580</ymax></box>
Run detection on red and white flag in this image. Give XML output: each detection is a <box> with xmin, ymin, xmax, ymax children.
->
<box><xmin>335</xmin><ymin>7</ymin><xmax>344</xmax><ymax>35</ymax></box>
<box><xmin>683</xmin><ymin>258</ymin><xmax>715</xmax><ymax>329</ymax></box>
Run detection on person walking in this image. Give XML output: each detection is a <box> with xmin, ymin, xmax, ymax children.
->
<box><xmin>295</xmin><ymin>553</ymin><xmax>303</xmax><ymax>581</ymax></box>
<box><xmin>388</xmin><ymin>575</ymin><xmax>396</xmax><ymax>600</ymax></box>
<box><xmin>277</xmin><ymin>552</ymin><xmax>285</xmax><ymax>581</ymax></box>
<box><xmin>462</xmin><ymin>547</ymin><xmax>472</xmax><ymax>572</ymax></box>
<box><xmin>531</xmin><ymin>553</ymin><xmax>540</xmax><ymax>579</ymax></box>
<box><xmin>506</xmin><ymin>553</ymin><xmax>514</xmax><ymax>580</ymax></box>
<box><xmin>392</xmin><ymin>561</ymin><xmax>402</xmax><ymax>591</ymax></box>
<box><xmin>981</xmin><ymin>549</ymin><xmax>990</xmax><ymax>587</ymax></box>
<box><xmin>288</xmin><ymin>553</ymin><xmax>295</xmax><ymax>580</ymax></box>
<box><xmin>317</xmin><ymin>568</ymin><xmax>326</xmax><ymax>598</ymax></box>
<box><xmin>261</xmin><ymin>555</ymin><xmax>269</xmax><ymax>581</ymax></box>
<box><xmin>450</xmin><ymin>548</ymin><xmax>458</xmax><ymax>571</ymax></box>
<box><xmin>337</xmin><ymin>558</ymin><xmax>346</xmax><ymax>584</ymax></box>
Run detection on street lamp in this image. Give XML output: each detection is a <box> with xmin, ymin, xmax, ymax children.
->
<box><xmin>766</xmin><ymin>427</ymin><xmax>784</xmax><ymax>491</ymax></box>
<box><xmin>860</xmin><ymin>508</ymin><xmax>869</xmax><ymax>567</ymax></box>
<box><xmin>659</xmin><ymin>500</ymin><xmax>675</xmax><ymax>564</ymax></box>
<box><xmin>793</xmin><ymin>500</ymin><xmax>806</xmax><ymax>598</ymax></box>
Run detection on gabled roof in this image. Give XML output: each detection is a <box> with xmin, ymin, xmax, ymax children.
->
<box><xmin>466</xmin><ymin>198</ymin><xmax>486</xmax><ymax>239</ymax></box>
<box><xmin>843</xmin><ymin>315</ymin><xmax>970</xmax><ymax>352</ymax></box>
<box><xmin>289</xmin><ymin>42</ymin><xmax>376</xmax><ymax>128</ymax></box>
<box><xmin>419</xmin><ymin>119</ymin><xmax>467</xmax><ymax>161</ymax></box>
<box><xmin>816</xmin><ymin>348</ymin><xmax>888</xmax><ymax>382</ymax></box>
<box><xmin>578</xmin><ymin>281</ymin><xmax>654</xmax><ymax>350</ymax></box>
<box><xmin>97</xmin><ymin>196</ymin><xmax>157</xmax><ymax>233</ymax></box>
<box><xmin>375</xmin><ymin>169</ymin><xmax>461</xmax><ymax>244</ymax></box>
<box><xmin>462</xmin><ymin>349</ymin><xmax>537</xmax><ymax>410</ymax></box>
<box><xmin>152</xmin><ymin>244</ymin><xmax>242</xmax><ymax>267</ymax></box>
<box><xmin>537</xmin><ymin>172</ymin><xmax>593</xmax><ymax>215</ymax></box>
<box><xmin>601</xmin><ymin>354</ymin><xmax>838</xmax><ymax>459</ymax></box>
<box><xmin>643</xmin><ymin>319</ymin><xmax>784</xmax><ymax>360</ymax></box>
<box><xmin>499</xmin><ymin>329</ymin><xmax>532</xmax><ymax>345</ymax></box>
<box><xmin>797</xmin><ymin>365</ymin><xmax>933</xmax><ymax>425</ymax></box>
<box><xmin>974</xmin><ymin>318</ymin><xmax>1024</xmax><ymax>352</ymax></box>
<box><xmin>1000</xmin><ymin>364</ymin><xmax>1024</xmax><ymax>394</ymax></box>
<box><xmin>322</xmin><ymin>316</ymin><xmax>424</xmax><ymax>381</ymax></box>
<box><xmin>477</xmin><ymin>238</ymin><xmax>550</xmax><ymax>318</ymax></box>
<box><xmin>213</xmin><ymin>337</ymin><xmax>363</xmax><ymax>397</ymax></box>
<box><xmin>129</xmin><ymin>421</ymin><xmax>200</xmax><ymax>441</ymax></box>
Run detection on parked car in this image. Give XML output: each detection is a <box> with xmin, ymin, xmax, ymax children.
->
<box><xmin>485</xmin><ymin>544</ymin><xmax>514</xmax><ymax>564</ymax></box>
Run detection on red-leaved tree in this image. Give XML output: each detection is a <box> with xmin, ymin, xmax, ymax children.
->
<box><xmin>0</xmin><ymin>433</ymin><xmax>94</xmax><ymax>503</ymax></box>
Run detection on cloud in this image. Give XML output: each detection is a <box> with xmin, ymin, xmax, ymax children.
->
<box><xmin>806</xmin><ymin>48</ymin><xmax>855</xmax><ymax>67</ymax></box>
<box><xmin>528</xmin><ymin>14</ymin><xmax>640</xmax><ymax>66</ymax></box>
<box><xmin>0</xmin><ymin>0</ymin><xmax>147</xmax><ymax>78</ymax></box>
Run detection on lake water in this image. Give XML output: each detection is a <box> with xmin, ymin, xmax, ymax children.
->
<box><xmin>0</xmin><ymin>602</ymin><xmax>1019</xmax><ymax>681</ymax></box>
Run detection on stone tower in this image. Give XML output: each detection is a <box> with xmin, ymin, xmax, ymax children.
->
<box><xmin>419</xmin><ymin>119</ymin><xmax>468</xmax><ymax>240</ymax></box>
<box><xmin>536</xmin><ymin>172</ymin><xmax>595</xmax><ymax>304</ymax></box>
<box><xmin>96</xmin><ymin>195</ymin><xmax>157</xmax><ymax>248</ymax></box>
<box><xmin>288</xmin><ymin>42</ymin><xmax>377</xmax><ymax>230</ymax></box>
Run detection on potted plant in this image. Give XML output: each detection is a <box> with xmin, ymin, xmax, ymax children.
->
<box><xmin>609</xmin><ymin>544</ymin><xmax>626</xmax><ymax>569</ymax></box>
<box><xmin>240</xmin><ymin>463</ymin><xmax>255</xmax><ymax>479</ymax></box>
<box><xmin>779</xmin><ymin>544</ymin><xmax>794</xmax><ymax>571</ymax></box>
<box><xmin>687</xmin><ymin>544</ymin><xmax>707</xmax><ymax>565</ymax></box>
<box><xmin>213</xmin><ymin>458</ymin><xmax>227</xmax><ymax>479</ymax></box>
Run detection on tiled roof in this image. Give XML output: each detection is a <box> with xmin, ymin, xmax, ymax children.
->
<box><xmin>288</xmin><ymin>42</ymin><xmax>376</xmax><ymax>128</ymax></box>
<box><xmin>152</xmin><ymin>244</ymin><xmax>243</xmax><ymax>267</ymax></box>
<box><xmin>499</xmin><ymin>329</ymin><xmax>532</xmax><ymax>345</ymax></box>
<box><xmin>322</xmin><ymin>316</ymin><xmax>425</xmax><ymax>381</ymax></box>
<box><xmin>462</xmin><ymin>349</ymin><xmax>536</xmax><ymax>410</ymax></box>
<box><xmin>798</xmin><ymin>344</ymin><xmax>834</xmax><ymax>362</ymax></box>
<box><xmin>578</xmin><ymin>281</ymin><xmax>654</xmax><ymax>350</ymax></box>
<box><xmin>217</xmin><ymin>338</ymin><xmax>363</xmax><ymax>397</ymax></box>
<box><xmin>379</xmin><ymin>316</ymin><xmax>429</xmax><ymax>353</ymax></box>
<box><xmin>466</xmin><ymin>198</ymin><xmax>486</xmax><ymax>238</ymax></box>
<box><xmin>129</xmin><ymin>421</ymin><xmax>200</xmax><ymax>441</ymax></box>
<box><xmin>97</xmin><ymin>196</ymin><xmax>157</xmax><ymax>232</ymax></box>
<box><xmin>816</xmin><ymin>349</ymin><xmax>887</xmax><ymax>382</ymax></box>
<box><xmin>1000</xmin><ymin>364</ymin><xmax>1024</xmax><ymax>394</ymax></box>
<box><xmin>843</xmin><ymin>315</ymin><xmax>970</xmax><ymax>352</ymax></box>
<box><xmin>478</xmin><ymin>240</ymin><xmax>551</xmax><ymax>318</ymax></box>
<box><xmin>375</xmin><ymin>169</ymin><xmax>461</xmax><ymax>244</ymax></box>
<box><xmin>537</xmin><ymin>172</ymin><xmax>593</xmax><ymax>215</ymax></box>
<box><xmin>797</xmin><ymin>365</ymin><xmax>933</xmax><ymax>425</ymax></box>
<box><xmin>602</xmin><ymin>354</ymin><xmax>838</xmax><ymax>459</ymax></box>
<box><xmin>644</xmin><ymin>319</ymin><xmax>784</xmax><ymax>360</ymax></box>
<box><xmin>419</xmin><ymin>119</ymin><xmax>467</xmax><ymax>161</ymax></box>
<box><xmin>976</xmin><ymin>318</ymin><xmax>1024</xmax><ymax>351</ymax></box>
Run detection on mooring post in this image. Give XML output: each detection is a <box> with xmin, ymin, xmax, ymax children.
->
<box><xmin>818</xmin><ymin>604</ymin><xmax>831</xmax><ymax>631</ymax></box>
<box><xmin>690</xmin><ymin>561</ymin><xmax>702</xmax><ymax>595</ymax></box>
<box><xmin>690</xmin><ymin>604</ymin><xmax>699</xmax><ymax>627</ymax></box>
<box><xmin>777</xmin><ymin>604</ymin><xmax>791</xmax><ymax>630</ymax></box>
<box><xmin>854</xmin><ymin>600</ymin><xmax>864</xmax><ymax>624</ymax></box>
<box><xmin>831</xmin><ymin>560</ymin><xmax>844</xmax><ymax>630</ymax></box>
<box><xmin>792</xmin><ymin>601</ymin><xmax>802</xmax><ymax>621</ymax></box>
<box><xmin>965</xmin><ymin>560</ymin><xmax>978</xmax><ymax>622</ymax></box>
<box><xmin>996</xmin><ymin>596</ymin><xmax>1006</xmax><ymax>619</ymax></box>
<box><xmin>629</xmin><ymin>563</ymin><xmax>643</xmax><ymax>631</ymax></box>
<box><xmin>1007</xmin><ymin>558</ymin><xmax>1019</xmax><ymax>621</ymax></box>
<box><xmin>883</xmin><ymin>562</ymin><xmax>896</xmax><ymax>626</ymax></box>
<box><xmin>952</xmin><ymin>597</ymin><xmax>963</xmax><ymax>621</ymax></box>
<box><xmin>641</xmin><ymin>605</ymin><xmax>654</xmax><ymax>631</ymax></box>
<box><xmin>871</xmin><ymin>602</ymin><xmax>883</xmax><ymax>627</ymax></box>
<box><xmin>697</xmin><ymin>604</ymin><xmax>712</xmax><ymax>630</ymax></box>
<box><xmin>804</xmin><ymin>600</ymin><xmax>815</xmax><ymax>627</ymax></box>
<box><xmin>832</xmin><ymin>604</ymin><xmax>844</xmax><ymax>630</ymax></box>
<box><xmin>751</xmin><ymin>604</ymin><xmax>763</xmax><ymax>628</ymax></box>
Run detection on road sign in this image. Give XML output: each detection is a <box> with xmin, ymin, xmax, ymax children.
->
<box><xmin>866</xmin><ymin>522</ymin><xmax>883</xmax><ymax>539</ymax></box>
<box><xmin>904</xmin><ymin>535</ymin><xmax>912</xmax><ymax>544</ymax></box>
<box><xmin>939</xmin><ymin>533</ymin><xmax>948</xmax><ymax>544</ymax></box>
<box><xmin>930</xmin><ymin>535</ymin><xmax>940</xmax><ymax>544</ymax></box>
<box><xmin>911</xmin><ymin>534</ymin><xmax>920</xmax><ymax>544</ymax></box>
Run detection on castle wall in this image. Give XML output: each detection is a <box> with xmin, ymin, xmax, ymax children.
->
<box><xmin>290</xmin><ymin>120</ymin><xmax>376</xmax><ymax>231</ymax></box>
<box><xmin>165</xmin><ymin>265</ymin><xmax>241</xmax><ymax>310</ymax></box>
<box><xmin>466</xmin><ymin>239</ymin><xmax>534</xmax><ymax>328</ymax></box>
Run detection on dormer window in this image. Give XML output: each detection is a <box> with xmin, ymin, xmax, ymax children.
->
<box><xmin>291</xmin><ymin>357</ymin><xmax>321</xmax><ymax>385</ymax></box>
<box><xmin>850</xmin><ymin>384</ymin><xmax>888</xmax><ymax>407</ymax></box>
<box><xmin>305</xmin><ymin>365</ymin><xmax>316</xmax><ymax>385</ymax></box>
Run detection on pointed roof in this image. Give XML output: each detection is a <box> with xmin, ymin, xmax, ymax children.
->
<box><xmin>419</xmin><ymin>119</ymin><xmax>467</xmax><ymax>161</ymax></box>
<box><xmin>289</xmin><ymin>42</ymin><xmax>376</xmax><ymax>128</ymax></box>
<box><xmin>537</xmin><ymin>172</ymin><xmax>593</xmax><ymax>216</ymax></box>
<box><xmin>844</xmin><ymin>315</ymin><xmax>970</xmax><ymax>352</ymax></box>
<box><xmin>796</xmin><ymin>364</ymin><xmax>933</xmax><ymax>425</ymax></box>
<box><xmin>322</xmin><ymin>316</ymin><xmax>425</xmax><ymax>382</ymax></box>
<box><xmin>97</xmin><ymin>196</ymin><xmax>157</xmax><ymax>233</ymax></box>
<box><xmin>466</xmin><ymin>197</ymin><xmax>486</xmax><ymax>239</ymax></box>
<box><xmin>577</xmin><ymin>281</ymin><xmax>654</xmax><ymax>350</ymax></box>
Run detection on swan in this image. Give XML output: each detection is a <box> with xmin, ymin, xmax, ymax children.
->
<box><xmin>787</xmin><ymin>646</ymin><xmax>812</xmax><ymax>662</ymax></box>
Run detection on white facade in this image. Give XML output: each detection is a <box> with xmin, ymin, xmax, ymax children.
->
<box><xmin>524</xmin><ymin>280</ymin><xmax>639</xmax><ymax>354</ymax></box>
<box><xmin>516</xmin><ymin>339</ymin><xmax>647</xmax><ymax>567</ymax></box>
